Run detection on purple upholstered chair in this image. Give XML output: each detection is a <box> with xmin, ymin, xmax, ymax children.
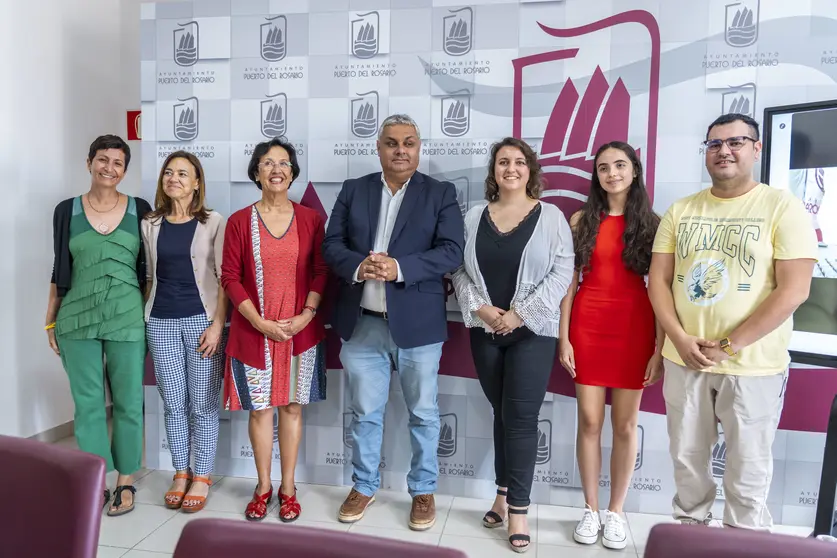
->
<box><xmin>0</xmin><ymin>435</ymin><xmax>106</xmax><ymax>558</ymax></box>
<box><xmin>644</xmin><ymin>523</ymin><xmax>837</xmax><ymax>558</ymax></box>
<box><xmin>173</xmin><ymin>518</ymin><xmax>469</xmax><ymax>558</ymax></box>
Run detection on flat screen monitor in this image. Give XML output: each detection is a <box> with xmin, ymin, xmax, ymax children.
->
<box><xmin>762</xmin><ymin>100</ymin><xmax>837</xmax><ymax>364</ymax></box>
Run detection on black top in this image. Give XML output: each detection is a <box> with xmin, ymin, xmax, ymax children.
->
<box><xmin>476</xmin><ymin>204</ymin><xmax>541</xmax><ymax>311</ymax></box>
<box><xmin>151</xmin><ymin>219</ymin><xmax>205</xmax><ymax>319</ymax></box>
<box><xmin>51</xmin><ymin>196</ymin><xmax>152</xmax><ymax>297</ymax></box>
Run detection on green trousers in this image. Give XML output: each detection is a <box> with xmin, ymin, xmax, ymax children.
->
<box><xmin>59</xmin><ymin>338</ymin><xmax>146</xmax><ymax>474</ymax></box>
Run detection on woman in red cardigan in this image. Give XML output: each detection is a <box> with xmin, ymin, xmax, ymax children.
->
<box><xmin>221</xmin><ymin>137</ymin><xmax>328</xmax><ymax>522</ymax></box>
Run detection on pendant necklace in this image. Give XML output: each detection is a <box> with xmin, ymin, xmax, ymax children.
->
<box><xmin>86</xmin><ymin>193</ymin><xmax>121</xmax><ymax>233</ymax></box>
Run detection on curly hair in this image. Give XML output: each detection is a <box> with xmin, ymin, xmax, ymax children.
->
<box><xmin>573</xmin><ymin>141</ymin><xmax>660</xmax><ymax>276</ymax></box>
<box><xmin>484</xmin><ymin>137</ymin><xmax>544</xmax><ymax>201</ymax></box>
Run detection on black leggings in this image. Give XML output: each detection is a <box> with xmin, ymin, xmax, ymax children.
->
<box><xmin>469</xmin><ymin>328</ymin><xmax>556</xmax><ymax>507</ymax></box>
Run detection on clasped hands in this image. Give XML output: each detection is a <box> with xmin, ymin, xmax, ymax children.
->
<box><xmin>673</xmin><ymin>333</ymin><xmax>731</xmax><ymax>370</ymax></box>
<box><xmin>476</xmin><ymin>305</ymin><xmax>523</xmax><ymax>335</ymax></box>
<box><xmin>358</xmin><ymin>251</ymin><xmax>399</xmax><ymax>282</ymax></box>
<box><xmin>258</xmin><ymin>308</ymin><xmax>315</xmax><ymax>342</ymax></box>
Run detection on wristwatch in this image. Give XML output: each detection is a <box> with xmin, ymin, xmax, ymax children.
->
<box><xmin>719</xmin><ymin>337</ymin><xmax>736</xmax><ymax>357</ymax></box>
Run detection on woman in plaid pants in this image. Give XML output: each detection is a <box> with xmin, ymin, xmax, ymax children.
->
<box><xmin>142</xmin><ymin>151</ymin><xmax>228</xmax><ymax>513</ymax></box>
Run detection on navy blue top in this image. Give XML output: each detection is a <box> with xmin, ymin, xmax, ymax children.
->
<box><xmin>150</xmin><ymin>219</ymin><xmax>205</xmax><ymax>319</ymax></box>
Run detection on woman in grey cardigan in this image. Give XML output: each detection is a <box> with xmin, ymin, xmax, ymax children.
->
<box><xmin>142</xmin><ymin>150</ymin><xmax>228</xmax><ymax>513</ymax></box>
<box><xmin>452</xmin><ymin>137</ymin><xmax>574</xmax><ymax>553</ymax></box>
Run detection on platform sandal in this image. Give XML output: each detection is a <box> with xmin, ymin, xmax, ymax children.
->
<box><xmin>164</xmin><ymin>470</ymin><xmax>193</xmax><ymax>509</ymax></box>
<box><xmin>107</xmin><ymin>485</ymin><xmax>136</xmax><ymax>517</ymax></box>
<box><xmin>244</xmin><ymin>485</ymin><xmax>273</xmax><ymax>521</ymax></box>
<box><xmin>182</xmin><ymin>475</ymin><xmax>212</xmax><ymax>514</ymax></box>
<box><xmin>278</xmin><ymin>485</ymin><xmax>301</xmax><ymax>523</ymax></box>
<box><xmin>507</xmin><ymin>507</ymin><xmax>531</xmax><ymax>554</ymax></box>
<box><xmin>482</xmin><ymin>488</ymin><xmax>507</xmax><ymax>528</ymax></box>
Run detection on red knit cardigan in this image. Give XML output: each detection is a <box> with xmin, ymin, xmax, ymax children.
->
<box><xmin>221</xmin><ymin>202</ymin><xmax>328</xmax><ymax>369</ymax></box>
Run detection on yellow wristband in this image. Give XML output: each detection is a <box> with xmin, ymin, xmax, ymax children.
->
<box><xmin>44</xmin><ymin>322</ymin><xmax>56</xmax><ymax>330</ymax></box>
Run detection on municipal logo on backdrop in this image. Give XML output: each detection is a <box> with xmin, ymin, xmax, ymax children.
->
<box><xmin>343</xmin><ymin>412</ymin><xmax>353</xmax><ymax>448</ymax></box>
<box><xmin>261</xmin><ymin>93</ymin><xmax>287</xmax><ymax>138</ymax></box>
<box><xmin>438</xmin><ymin>413</ymin><xmax>457</xmax><ymax>458</ymax></box>
<box><xmin>512</xmin><ymin>11</ymin><xmax>661</xmax><ymax>220</ymax></box>
<box><xmin>351</xmin><ymin>91</ymin><xmax>379</xmax><ymax>139</ymax></box>
<box><xmin>350</xmin><ymin>11</ymin><xmax>379</xmax><ymax>59</ymax></box>
<box><xmin>450</xmin><ymin>176</ymin><xmax>470</xmax><ymax>217</ymax></box>
<box><xmin>272</xmin><ymin>409</ymin><xmax>280</xmax><ymax>444</ymax></box>
<box><xmin>721</xmin><ymin>83</ymin><xmax>756</xmax><ymax>118</ymax></box>
<box><xmin>173</xmin><ymin>97</ymin><xmax>199</xmax><ymax>141</ymax></box>
<box><xmin>712</xmin><ymin>438</ymin><xmax>727</xmax><ymax>478</ymax></box>
<box><xmin>260</xmin><ymin>16</ymin><xmax>287</xmax><ymax>62</ymax></box>
<box><xmin>725</xmin><ymin>0</ymin><xmax>759</xmax><ymax>48</ymax></box>
<box><xmin>634</xmin><ymin>425</ymin><xmax>645</xmax><ymax>471</ymax></box>
<box><xmin>536</xmin><ymin>419</ymin><xmax>552</xmax><ymax>465</ymax></box>
<box><xmin>173</xmin><ymin>21</ymin><xmax>199</xmax><ymax>66</ymax></box>
<box><xmin>441</xmin><ymin>90</ymin><xmax>471</xmax><ymax>138</ymax></box>
<box><xmin>443</xmin><ymin>7</ymin><xmax>473</xmax><ymax>57</ymax></box>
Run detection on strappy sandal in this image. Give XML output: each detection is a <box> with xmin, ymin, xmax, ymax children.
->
<box><xmin>244</xmin><ymin>485</ymin><xmax>273</xmax><ymax>521</ymax></box>
<box><xmin>182</xmin><ymin>476</ymin><xmax>212</xmax><ymax>514</ymax></box>
<box><xmin>482</xmin><ymin>488</ymin><xmax>507</xmax><ymax>528</ymax></box>
<box><xmin>278</xmin><ymin>485</ymin><xmax>301</xmax><ymax>523</ymax></box>
<box><xmin>508</xmin><ymin>507</ymin><xmax>531</xmax><ymax>553</ymax></box>
<box><xmin>164</xmin><ymin>470</ymin><xmax>193</xmax><ymax>509</ymax></box>
<box><xmin>107</xmin><ymin>485</ymin><xmax>136</xmax><ymax>517</ymax></box>
<box><xmin>103</xmin><ymin>489</ymin><xmax>111</xmax><ymax>510</ymax></box>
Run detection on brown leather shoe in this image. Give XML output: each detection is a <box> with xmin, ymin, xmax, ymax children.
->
<box><xmin>409</xmin><ymin>494</ymin><xmax>436</xmax><ymax>531</ymax></box>
<box><xmin>338</xmin><ymin>488</ymin><xmax>375</xmax><ymax>523</ymax></box>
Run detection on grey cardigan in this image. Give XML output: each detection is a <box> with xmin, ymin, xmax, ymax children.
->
<box><xmin>451</xmin><ymin>201</ymin><xmax>575</xmax><ymax>337</ymax></box>
<box><xmin>141</xmin><ymin>211</ymin><xmax>226</xmax><ymax>322</ymax></box>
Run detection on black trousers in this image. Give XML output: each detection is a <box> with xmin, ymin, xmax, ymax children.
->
<box><xmin>469</xmin><ymin>327</ymin><xmax>556</xmax><ymax>507</ymax></box>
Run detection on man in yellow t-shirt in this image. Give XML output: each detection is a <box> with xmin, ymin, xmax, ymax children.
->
<box><xmin>649</xmin><ymin>113</ymin><xmax>818</xmax><ymax>530</ymax></box>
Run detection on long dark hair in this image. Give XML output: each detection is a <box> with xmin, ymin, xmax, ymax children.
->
<box><xmin>574</xmin><ymin>141</ymin><xmax>659</xmax><ymax>275</ymax></box>
<box><xmin>147</xmin><ymin>150</ymin><xmax>211</xmax><ymax>224</ymax></box>
<box><xmin>484</xmin><ymin>137</ymin><xmax>544</xmax><ymax>201</ymax></box>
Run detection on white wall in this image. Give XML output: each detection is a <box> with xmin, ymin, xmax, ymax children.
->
<box><xmin>0</xmin><ymin>0</ymin><xmax>147</xmax><ymax>437</ymax></box>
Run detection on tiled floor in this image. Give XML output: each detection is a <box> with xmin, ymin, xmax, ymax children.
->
<box><xmin>60</xmin><ymin>438</ymin><xmax>811</xmax><ymax>558</ymax></box>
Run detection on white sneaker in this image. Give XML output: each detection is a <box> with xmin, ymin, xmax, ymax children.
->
<box><xmin>602</xmin><ymin>510</ymin><xmax>628</xmax><ymax>550</ymax></box>
<box><xmin>573</xmin><ymin>505</ymin><xmax>601</xmax><ymax>545</ymax></box>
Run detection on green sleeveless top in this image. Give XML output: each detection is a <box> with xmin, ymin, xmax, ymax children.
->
<box><xmin>55</xmin><ymin>196</ymin><xmax>145</xmax><ymax>341</ymax></box>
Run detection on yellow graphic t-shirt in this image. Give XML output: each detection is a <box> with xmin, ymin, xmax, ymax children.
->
<box><xmin>653</xmin><ymin>183</ymin><xmax>818</xmax><ymax>375</ymax></box>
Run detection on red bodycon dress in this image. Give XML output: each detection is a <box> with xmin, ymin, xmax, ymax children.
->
<box><xmin>569</xmin><ymin>215</ymin><xmax>655</xmax><ymax>390</ymax></box>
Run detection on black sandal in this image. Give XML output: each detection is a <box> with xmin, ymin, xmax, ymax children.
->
<box><xmin>482</xmin><ymin>488</ymin><xmax>507</xmax><ymax>528</ymax></box>
<box><xmin>103</xmin><ymin>489</ymin><xmax>111</xmax><ymax>510</ymax></box>
<box><xmin>508</xmin><ymin>507</ymin><xmax>531</xmax><ymax>554</ymax></box>
<box><xmin>107</xmin><ymin>485</ymin><xmax>136</xmax><ymax>517</ymax></box>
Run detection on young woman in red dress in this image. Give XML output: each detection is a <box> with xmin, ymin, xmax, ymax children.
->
<box><xmin>558</xmin><ymin>141</ymin><xmax>664</xmax><ymax>550</ymax></box>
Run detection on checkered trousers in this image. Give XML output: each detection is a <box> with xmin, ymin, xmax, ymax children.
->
<box><xmin>147</xmin><ymin>314</ymin><xmax>225</xmax><ymax>476</ymax></box>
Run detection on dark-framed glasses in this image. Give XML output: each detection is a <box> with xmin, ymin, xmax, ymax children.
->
<box><xmin>702</xmin><ymin>136</ymin><xmax>757</xmax><ymax>153</ymax></box>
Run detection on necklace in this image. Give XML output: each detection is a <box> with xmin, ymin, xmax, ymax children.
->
<box><xmin>84</xmin><ymin>194</ymin><xmax>121</xmax><ymax>233</ymax></box>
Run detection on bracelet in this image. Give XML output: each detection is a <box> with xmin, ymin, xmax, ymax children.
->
<box><xmin>44</xmin><ymin>322</ymin><xmax>56</xmax><ymax>331</ymax></box>
<box><xmin>303</xmin><ymin>305</ymin><xmax>317</xmax><ymax>316</ymax></box>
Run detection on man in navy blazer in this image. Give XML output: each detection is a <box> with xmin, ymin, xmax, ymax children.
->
<box><xmin>323</xmin><ymin>114</ymin><xmax>464</xmax><ymax>531</ymax></box>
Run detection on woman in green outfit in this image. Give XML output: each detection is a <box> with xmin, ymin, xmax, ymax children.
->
<box><xmin>45</xmin><ymin>135</ymin><xmax>152</xmax><ymax>517</ymax></box>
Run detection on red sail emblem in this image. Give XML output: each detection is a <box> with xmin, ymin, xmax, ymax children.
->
<box><xmin>512</xmin><ymin>11</ymin><xmax>661</xmax><ymax>220</ymax></box>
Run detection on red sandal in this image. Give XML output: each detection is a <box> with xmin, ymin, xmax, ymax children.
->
<box><xmin>244</xmin><ymin>485</ymin><xmax>273</xmax><ymax>521</ymax></box>
<box><xmin>278</xmin><ymin>485</ymin><xmax>301</xmax><ymax>523</ymax></box>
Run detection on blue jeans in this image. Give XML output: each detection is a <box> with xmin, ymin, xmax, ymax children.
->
<box><xmin>340</xmin><ymin>314</ymin><xmax>443</xmax><ymax>497</ymax></box>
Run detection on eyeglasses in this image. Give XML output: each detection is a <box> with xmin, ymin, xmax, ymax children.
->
<box><xmin>702</xmin><ymin>136</ymin><xmax>757</xmax><ymax>153</ymax></box>
<box><xmin>259</xmin><ymin>160</ymin><xmax>293</xmax><ymax>171</ymax></box>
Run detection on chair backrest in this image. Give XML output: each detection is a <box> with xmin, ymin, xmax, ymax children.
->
<box><xmin>644</xmin><ymin>523</ymin><xmax>837</xmax><ymax>558</ymax></box>
<box><xmin>174</xmin><ymin>518</ymin><xmax>469</xmax><ymax>558</ymax></box>
<box><xmin>0</xmin><ymin>435</ymin><xmax>106</xmax><ymax>558</ymax></box>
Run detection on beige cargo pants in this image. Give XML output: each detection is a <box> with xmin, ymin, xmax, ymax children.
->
<box><xmin>662</xmin><ymin>359</ymin><xmax>788</xmax><ymax>530</ymax></box>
